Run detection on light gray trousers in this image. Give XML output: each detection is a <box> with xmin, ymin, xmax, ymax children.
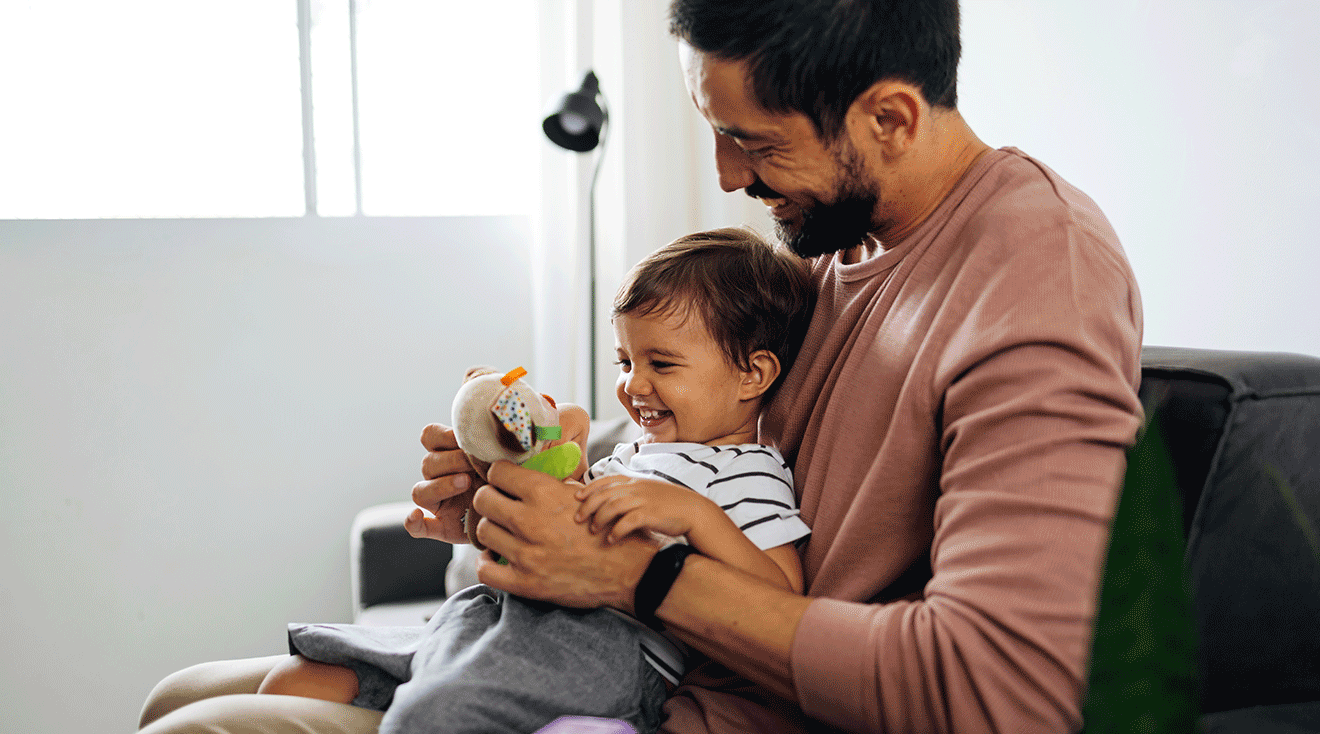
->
<box><xmin>287</xmin><ymin>585</ymin><xmax>666</xmax><ymax>734</ymax></box>
<box><xmin>139</xmin><ymin>586</ymin><xmax>665</xmax><ymax>734</ymax></box>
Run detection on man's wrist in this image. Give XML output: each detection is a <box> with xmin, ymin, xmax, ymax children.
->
<box><xmin>634</xmin><ymin>542</ymin><xmax>698</xmax><ymax>630</ymax></box>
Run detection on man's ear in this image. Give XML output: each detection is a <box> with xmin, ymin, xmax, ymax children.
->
<box><xmin>739</xmin><ymin>350</ymin><xmax>782</xmax><ymax>401</ymax></box>
<box><xmin>851</xmin><ymin>79</ymin><xmax>923</xmax><ymax>156</ymax></box>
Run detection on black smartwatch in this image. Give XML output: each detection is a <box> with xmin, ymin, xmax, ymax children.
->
<box><xmin>634</xmin><ymin>543</ymin><xmax>698</xmax><ymax>630</ymax></box>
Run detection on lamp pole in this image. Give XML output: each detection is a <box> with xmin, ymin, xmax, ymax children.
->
<box><xmin>543</xmin><ymin>71</ymin><xmax>609</xmax><ymax>418</ymax></box>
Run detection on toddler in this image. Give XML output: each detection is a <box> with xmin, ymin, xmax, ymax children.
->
<box><xmin>261</xmin><ymin>227</ymin><xmax>815</xmax><ymax>734</ymax></box>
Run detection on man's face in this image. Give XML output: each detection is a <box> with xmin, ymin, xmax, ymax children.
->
<box><xmin>769</xmin><ymin>137</ymin><xmax>882</xmax><ymax>258</ymax></box>
<box><xmin>680</xmin><ymin>42</ymin><xmax>883</xmax><ymax>257</ymax></box>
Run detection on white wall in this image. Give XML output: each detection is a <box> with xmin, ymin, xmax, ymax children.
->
<box><xmin>958</xmin><ymin>1</ymin><xmax>1320</xmax><ymax>356</ymax></box>
<box><xmin>0</xmin><ymin>216</ymin><xmax>531</xmax><ymax>732</ymax></box>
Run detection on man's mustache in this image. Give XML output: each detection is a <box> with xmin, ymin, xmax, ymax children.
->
<box><xmin>744</xmin><ymin>178</ymin><xmax>784</xmax><ymax>200</ymax></box>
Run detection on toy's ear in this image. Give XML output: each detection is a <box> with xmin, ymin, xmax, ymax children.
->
<box><xmin>463</xmin><ymin>365</ymin><xmax>498</xmax><ymax>383</ymax></box>
<box><xmin>491</xmin><ymin>415</ymin><xmax>529</xmax><ymax>456</ymax></box>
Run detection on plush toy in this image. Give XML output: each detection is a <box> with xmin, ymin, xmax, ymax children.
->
<box><xmin>451</xmin><ymin>366</ymin><xmax>583</xmax><ymax>551</ymax></box>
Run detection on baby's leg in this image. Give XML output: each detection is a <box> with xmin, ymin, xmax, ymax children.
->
<box><xmin>385</xmin><ymin>589</ymin><xmax>666</xmax><ymax>734</ymax></box>
<box><xmin>258</xmin><ymin>654</ymin><xmax>360</xmax><ymax>704</ymax></box>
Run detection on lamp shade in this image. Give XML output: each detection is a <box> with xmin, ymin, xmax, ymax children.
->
<box><xmin>543</xmin><ymin>71</ymin><xmax>606</xmax><ymax>152</ymax></box>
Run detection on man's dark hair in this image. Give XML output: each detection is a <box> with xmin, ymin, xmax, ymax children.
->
<box><xmin>614</xmin><ymin>227</ymin><xmax>815</xmax><ymax>399</ymax></box>
<box><xmin>669</xmin><ymin>0</ymin><xmax>960</xmax><ymax>142</ymax></box>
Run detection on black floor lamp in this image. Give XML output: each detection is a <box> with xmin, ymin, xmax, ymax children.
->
<box><xmin>543</xmin><ymin>70</ymin><xmax>609</xmax><ymax>418</ymax></box>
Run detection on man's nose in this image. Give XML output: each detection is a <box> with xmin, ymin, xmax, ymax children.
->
<box><xmin>714</xmin><ymin>132</ymin><xmax>755</xmax><ymax>193</ymax></box>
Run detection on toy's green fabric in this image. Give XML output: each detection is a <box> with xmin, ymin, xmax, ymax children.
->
<box><xmin>522</xmin><ymin>442</ymin><xmax>582</xmax><ymax>481</ymax></box>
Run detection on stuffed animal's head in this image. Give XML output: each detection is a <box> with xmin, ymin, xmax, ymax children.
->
<box><xmin>451</xmin><ymin>366</ymin><xmax>562</xmax><ymax>478</ymax></box>
<box><xmin>451</xmin><ymin>365</ymin><xmax>564</xmax><ymax>552</ymax></box>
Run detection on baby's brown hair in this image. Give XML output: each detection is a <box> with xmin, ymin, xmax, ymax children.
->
<box><xmin>613</xmin><ymin>227</ymin><xmax>815</xmax><ymax>399</ymax></box>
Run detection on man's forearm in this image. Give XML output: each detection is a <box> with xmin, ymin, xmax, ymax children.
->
<box><xmin>653</xmin><ymin>553</ymin><xmax>814</xmax><ymax>701</ymax></box>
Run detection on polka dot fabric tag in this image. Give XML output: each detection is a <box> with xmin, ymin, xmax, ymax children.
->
<box><xmin>492</xmin><ymin>385</ymin><xmax>534</xmax><ymax>451</ymax></box>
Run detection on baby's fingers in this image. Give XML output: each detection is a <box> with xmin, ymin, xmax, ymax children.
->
<box><xmin>574</xmin><ymin>491</ymin><xmax>607</xmax><ymax>524</ymax></box>
<box><xmin>589</xmin><ymin>495</ymin><xmax>646</xmax><ymax>534</ymax></box>
<box><xmin>606</xmin><ymin>511</ymin><xmax>651</xmax><ymax>545</ymax></box>
<box><xmin>574</xmin><ymin>477</ymin><xmax>624</xmax><ymax>521</ymax></box>
<box><xmin>574</xmin><ymin>474</ymin><xmax>622</xmax><ymax>501</ymax></box>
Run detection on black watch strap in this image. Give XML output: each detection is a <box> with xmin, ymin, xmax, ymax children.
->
<box><xmin>634</xmin><ymin>543</ymin><xmax>697</xmax><ymax>630</ymax></box>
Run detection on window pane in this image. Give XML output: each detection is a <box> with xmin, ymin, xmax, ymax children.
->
<box><xmin>309</xmin><ymin>0</ymin><xmax>358</xmax><ymax>216</ymax></box>
<box><xmin>353</xmin><ymin>0</ymin><xmax>538</xmax><ymax>216</ymax></box>
<box><xmin>0</xmin><ymin>1</ymin><xmax>304</xmax><ymax>219</ymax></box>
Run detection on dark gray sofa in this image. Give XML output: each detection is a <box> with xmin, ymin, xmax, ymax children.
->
<box><xmin>1136</xmin><ymin>347</ymin><xmax>1320</xmax><ymax>733</ymax></box>
<box><xmin>352</xmin><ymin>346</ymin><xmax>1320</xmax><ymax>732</ymax></box>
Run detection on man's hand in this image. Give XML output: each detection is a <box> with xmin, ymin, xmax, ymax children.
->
<box><xmin>472</xmin><ymin>461</ymin><xmax>661</xmax><ymax>613</ymax></box>
<box><xmin>405</xmin><ymin>423</ymin><xmax>480</xmax><ymax>545</ymax></box>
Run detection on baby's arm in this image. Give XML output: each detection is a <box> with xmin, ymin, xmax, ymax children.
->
<box><xmin>574</xmin><ymin>477</ymin><xmax>803</xmax><ymax>594</ymax></box>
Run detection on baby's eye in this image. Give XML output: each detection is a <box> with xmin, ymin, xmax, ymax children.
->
<box><xmin>650</xmin><ymin>360</ymin><xmax>676</xmax><ymax>371</ymax></box>
<box><xmin>614</xmin><ymin>359</ymin><xmax>632</xmax><ymax>372</ymax></box>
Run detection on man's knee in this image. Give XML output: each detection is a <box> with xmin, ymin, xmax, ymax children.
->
<box><xmin>139</xmin><ymin>693</ymin><xmax>383</xmax><ymax>734</ymax></box>
<box><xmin>139</xmin><ymin>655</ymin><xmax>287</xmax><ymax>729</ymax></box>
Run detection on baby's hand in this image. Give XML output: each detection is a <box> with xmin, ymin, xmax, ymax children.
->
<box><xmin>551</xmin><ymin>403</ymin><xmax>589</xmax><ymax>445</ymax></box>
<box><xmin>547</xmin><ymin>402</ymin><xmax>590</xmax><ymax>481</ymax></box>
<box><xmin>574</xmin><ymin>475</ymin><xmax>703</xmax><ymax>544</ymax></box>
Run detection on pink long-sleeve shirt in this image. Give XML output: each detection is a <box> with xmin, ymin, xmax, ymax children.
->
<box><xmin>661</xmin><ymin>148</ymin><xmax>1144</xmax><ymax>733</ymax></box>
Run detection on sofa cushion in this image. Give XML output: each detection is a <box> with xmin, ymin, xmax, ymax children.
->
<box><xmin>1199</xmin><ymin>700</ymin><xmax>1320</xmax><ymax>734</ymax></box>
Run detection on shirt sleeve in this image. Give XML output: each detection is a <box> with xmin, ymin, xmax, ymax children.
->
<box><xmin>793</xmin><ymin>344</ymin><xmax>1141</xmax><ymax>733</ymax></box>
<box><xmin>703</xmin><ymin>447</ymin><xmax>811</xmax><ymax>551</ymax></box>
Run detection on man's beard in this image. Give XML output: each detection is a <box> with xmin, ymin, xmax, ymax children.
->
<box><xmin>759</xmin><ymin>142</ymin><xmax>881</xmax><ymax>259</ymax></box>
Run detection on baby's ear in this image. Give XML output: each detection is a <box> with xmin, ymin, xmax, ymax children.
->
<box><xmin>739</xmin><ymin>350</ymin><xmax>782</xmax><ymax>401</ymax></box>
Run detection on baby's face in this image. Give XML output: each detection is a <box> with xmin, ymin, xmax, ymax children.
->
<box><xmin>612</xmin><ymin>308</ymin><xmax>756</xmax><ymax>446</ymax></box>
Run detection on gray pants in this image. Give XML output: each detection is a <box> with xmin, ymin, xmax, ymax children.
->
<box><xmin>288</xmin><ymin>585</ymin><xmax>666</xmax><ymax>734</ymax></box>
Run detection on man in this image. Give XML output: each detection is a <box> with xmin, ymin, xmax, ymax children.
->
<box><xmin>139</xmin><ymin>1</ymin><xmax>1142</xmax><ymax>732</ymax></box>
<box><xmin>421</xmin><ymin>1</ymin><xmax>1142</xmax><ymax>731</ymax></box>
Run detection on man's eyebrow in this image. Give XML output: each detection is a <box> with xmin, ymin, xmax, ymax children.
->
<box><xmin>716</xmin><ymin>125</ymin><xmax>772</xmax><ymax>143</ymax></box>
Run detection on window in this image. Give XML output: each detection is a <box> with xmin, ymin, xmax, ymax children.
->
<box><xmin>0</xmin><ymin>0</ymin><xmax>537</xmax><ymax>219</ymax></box>
<box><xmin>338</xmin><ymin>1</ymin><xmax>538</xmax><ymax>216</ymax></box>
